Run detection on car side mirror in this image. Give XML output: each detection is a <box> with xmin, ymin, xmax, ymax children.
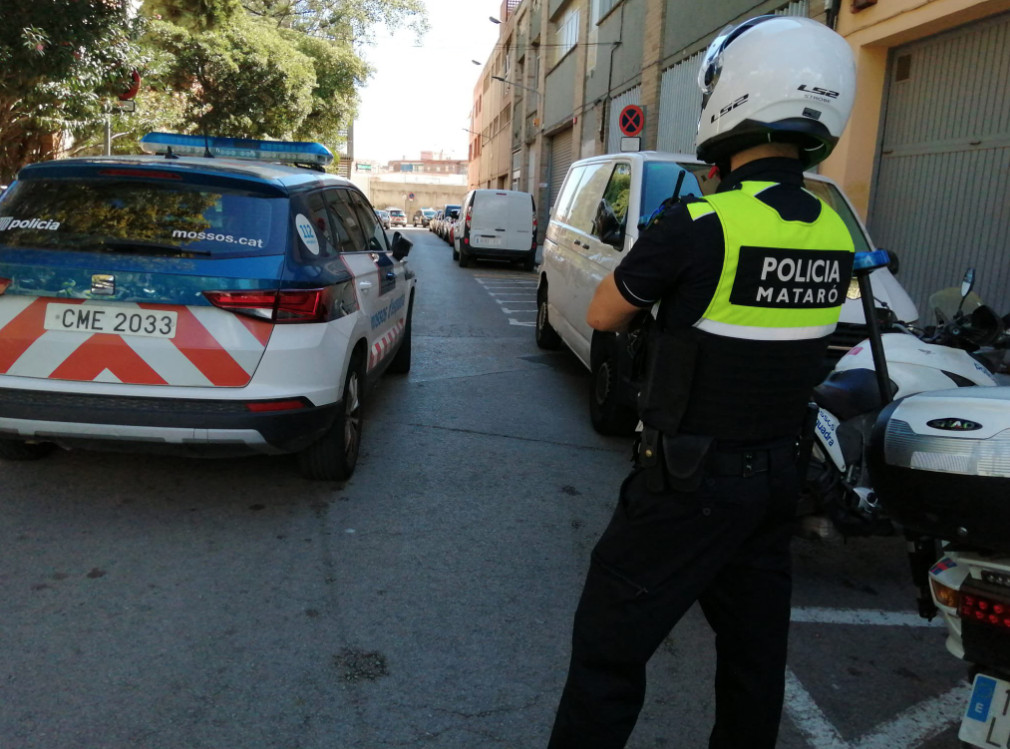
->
<box><xmin>391</xmin><ymin>232</ymin><xmax>412</xmax><ymax>260</ymax></box>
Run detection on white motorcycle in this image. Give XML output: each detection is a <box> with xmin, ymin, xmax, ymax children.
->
<box><xmin>868</xmin><ymin>382</ymin><xmax>1010</xmax><ymax>748</ymax></box>
<box><xmin>801</xmin><ymin>267</ymin><xmax>1006</xmax><ymax>537</ymax></box>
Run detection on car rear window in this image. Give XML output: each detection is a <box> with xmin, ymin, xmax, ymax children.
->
<box><xmin>0</xmin><ymin>176</ymin><xmax>289</xmax><ymax>258</ymax></box>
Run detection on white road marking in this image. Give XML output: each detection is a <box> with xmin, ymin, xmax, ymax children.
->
<box><xmin>476</xmin><ymin>278</ymin><xmax>537</xmax><ymax>326</ymax></box>
<box><xmin>785</xmin><ymin>669</ymin><xmax>971</xmax><ymax>749</ymax></box>
<box><xmin>791</xmin><ymin>607</ymin><xmax>944</xmax><ymax>628</ymax></box>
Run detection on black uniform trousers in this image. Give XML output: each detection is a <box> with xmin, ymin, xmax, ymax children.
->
<box><xmin>548</xmin><ymin>443</ymin><xmax>799</xmax><ymax>749</ymax></box>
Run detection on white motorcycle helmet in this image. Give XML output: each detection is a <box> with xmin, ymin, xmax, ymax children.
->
<box><xmin>695</xmin><ymin>15</ymin><xmax>856</xmax><ymax>168</ymax></box>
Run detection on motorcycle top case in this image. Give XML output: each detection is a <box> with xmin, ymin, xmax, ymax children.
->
<box><xmin>868</xmin><ymin>387</ymin><xmax>1010</xmax><ymax>552</ymax></box>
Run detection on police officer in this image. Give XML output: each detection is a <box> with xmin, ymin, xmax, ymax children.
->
<box><xmin>548</xmin><ymin>16</ymin><xmax>857</xmax><ymax>749</ymax></box>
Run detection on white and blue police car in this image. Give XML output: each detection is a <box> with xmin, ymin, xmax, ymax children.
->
<box><xmin>0</xmin><ymin>132</ymin><xmax>416</xmax><ymax>480</ymax></box>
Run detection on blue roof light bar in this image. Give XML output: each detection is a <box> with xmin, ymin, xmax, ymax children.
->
<box><xmin>140</xmin><ymin>132</ymin><xmax>334</xmax><ymax>166</ymax></box>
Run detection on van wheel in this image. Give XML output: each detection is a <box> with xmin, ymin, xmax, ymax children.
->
<box><xmin>522</xmin><ymin>251</ymin><xmax>536</xmax><ymax>272</ymax></box>
<box><xmin>0</xmin><ymin>438</ymin><xmax>56</xmax><ymax>461</ymax></box>
<box><xmin>298</xmin><ymin>353</ymin><xmax>363</xmax><ymax>481</ymax></box>
<box><xmin>459</xmin><ymin>246</ymin><xmax>472</xmax><ymax>268</ymax></box>
<box><xmin>589</xmin><ymin>334</ymin><xmax>638</xmax><ymax>436</ymax></box>
<box><xmin>536</xmin><ymin>283</ymin><xmax>561</xmax><ymax>350</ymax></box>
<box><xmin>387</xmin><ymin>300</ymin><xmax>413</xmax><ymax>374</ymax></box>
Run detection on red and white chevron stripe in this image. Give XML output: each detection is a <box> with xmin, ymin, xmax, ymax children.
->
<box><xmin>0</xmin><ymin>297</ymin><xmax>272</xmax><ymax>387</ymax></box>
<box><xmin>368</xmin><ymin>319</ymin><xmax>404</xmax><ymax>371</ymax></box>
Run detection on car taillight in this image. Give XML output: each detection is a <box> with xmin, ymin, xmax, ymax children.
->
<box><xmin>961</xmin><ymin>591</ymin><xmax>1010</xmax><ymax>630</ymax></box>
<box><xmin>532</xmin><ymin>214</ymin><xmax>538</xmax><ymax>251</ymax></box>
<box><xmin>0</xmin><ymin>277</ymin><xmax>10</xmax><ymax>295</ymax></box>
<box><xmin>203</xmin><ymin>286</ymin><xmax>340</xmax><ymax>323</ymax></box>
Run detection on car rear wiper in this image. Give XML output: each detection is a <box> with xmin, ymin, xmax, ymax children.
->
<box><xmin>86</xmin><ymin>239</ymin><xmax>214</xmax><ymax>257</ymax></box>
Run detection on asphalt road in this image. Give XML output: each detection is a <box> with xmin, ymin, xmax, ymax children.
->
<box><xmin>0</xmin><ymin>227</ymin><xmax>970</xmax><ymax>748</ymax></box>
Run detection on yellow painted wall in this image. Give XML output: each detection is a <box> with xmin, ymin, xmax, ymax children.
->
<box><xmin>820</xmin><ymin>0</ymin><xmax>1010</xmax><ymax>219</ymax></box>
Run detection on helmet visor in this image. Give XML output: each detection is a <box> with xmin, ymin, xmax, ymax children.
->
<box><xmin>697</xmin><ymin>15</ymin><xmax>778</xmax><ymax>100</ymax></box>
<box><xmin>697</xmin><ymin>24</ymin><xmax>736</xmax><ymax>97</ymax></box>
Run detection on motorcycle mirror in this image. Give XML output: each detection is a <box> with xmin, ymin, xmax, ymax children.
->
<box><xmin>961</xmin><ymin>268</ymin><xmax>975</xmax><ymax>299</ymax></box>
<box><xmin>956</xmin><ymin>267</ymin><xmax>976</xmax><ymax>318</ymax></box>
<box><xmin>884</xmin><ymin>249</ymin><xmax>900</xmax><ymax>275</ymax></box>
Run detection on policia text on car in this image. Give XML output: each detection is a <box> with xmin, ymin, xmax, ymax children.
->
<box><xmin>547</xmin><ymin>16</ymin><xmax>858</xmax><ymax>749</ymax></box>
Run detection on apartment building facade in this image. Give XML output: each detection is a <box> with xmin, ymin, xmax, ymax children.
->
<box><xmin>469</xmin><ymin>0</ymin><xmax>1010</xmax><ymax>313</ymax></box>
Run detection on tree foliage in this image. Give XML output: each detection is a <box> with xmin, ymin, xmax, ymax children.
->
<box><xmin>0</xmin><ymin>1</ymin><xmax>144</xmax><ymax>182</ymax></box>
<box><xmin>0</xmin><ymin>0</ymin><xmax>427</xmax><ymax>181</ymax></box>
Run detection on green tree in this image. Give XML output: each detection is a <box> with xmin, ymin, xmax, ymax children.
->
<box><xmin>2</xmin><ymin>0</ymin><xmax>427</xmax><ymax>176</ymax></box>
<box><xmin>243</xmin><ymin>0</ymin><xmax>427</xmax><ymax>43</ymax></box>
<box><xmin>0</xmin><ymin>2</ymin><xmax>144</xmax><ymax>182</ymax></box>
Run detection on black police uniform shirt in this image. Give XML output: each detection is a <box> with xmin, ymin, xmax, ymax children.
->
<box><xmin>612</xmin><ymin>157</ymin><xmax>842</xmax><ymax>443</ymax></box>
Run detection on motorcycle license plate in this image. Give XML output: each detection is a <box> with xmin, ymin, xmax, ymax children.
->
<box><xmin>960</xmin><ymin>674</ymin><xmax>1010</xmax><ymax>747</ymax></box>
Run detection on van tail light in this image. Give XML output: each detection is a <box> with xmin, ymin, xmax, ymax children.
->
<box><xmin>532</xmin><ymin>214</ymin><xmax>539</xmax><ymax>251</ymax></box>
<box><xmin>203</xmin><ymin>285</ymin><xmax>343</xmax><ymax>323</ymax></box>
<box><xmin>0</xmin><ymin>277</ymin><xmax>10</xmax><ymax>295</ymax></box>
<box><xmin>465</xmin><ymin>205</ymin><xmax>472</xmax><ymax>231</ymax></box>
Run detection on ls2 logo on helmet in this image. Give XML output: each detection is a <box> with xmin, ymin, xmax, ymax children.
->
<box><xmin>711</xmin><ymin>94</ymin><xmax>749</xmax><ymax>123</ymax></box>
<box><xmin>797</xmin><ymin>84</ymin><xmax>840</xmax><ymax>99</ymax></box>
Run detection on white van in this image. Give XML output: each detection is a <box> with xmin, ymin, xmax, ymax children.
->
<box><xmin>452</xmin><ymin>188</ymin><xmax>537</xmax><ymax>271</ymax></box>
<box><xmin>535</xmin><ymin>151</ymin><xmax>919</xmax><ymax>434</ymax></box>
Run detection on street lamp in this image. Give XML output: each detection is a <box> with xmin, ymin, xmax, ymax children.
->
<box><xmin>491</xmin><ymin>75</ymin><xmax>543</xmax><ymax>104</ymax></box>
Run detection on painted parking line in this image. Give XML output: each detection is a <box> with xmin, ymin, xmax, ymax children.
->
<box><xmin>791</xmin><ymin>607</ymin><xmax>944</xmax><ymax>628</ymax></box>
<box><xmin>787</xmin><ymin>608</ymin><xmax>962</xmax><ymax>747</ymax></box>
<box><xmin>476</xmin><ymin>276</ymin><xmax>537</xmax><ymax>327</ymax></box>
<box><xmin>786</xmin><ymin>669</ymin><xmax>970</xmax><ymax>749</ymax></box>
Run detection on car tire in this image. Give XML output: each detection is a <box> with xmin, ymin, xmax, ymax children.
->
<box><xmin>387</xmin><ymin>298</ymin><xmax>413</xmax><ymax>374</ymax></box>
<box><xmin>0</xmin><ymin>438</ymin><xmax>56</xmax><ymax>461</ymax></box>
<box><xmin>452</xmin><ymin>240</ymin><xmax>459</xmax><ymax>261</ymax></box>
<box><xmin>535</xmin><ymin>283</ymin><xmax>561</xmax><ymax>350</ymax></box>
<box><xmin>589</xmin><ymin>333</ymin><xmax>638</xmax><ymax>436</ymax></box>
<box><xmin>459</xmin><ymin>246</ymin><xmax>472</xmax><ymax>268</ymax></box>
<box><xmin>297</xmin><ymin>353</ymin><xmax>364</xmax><ymax>481</ymax></box>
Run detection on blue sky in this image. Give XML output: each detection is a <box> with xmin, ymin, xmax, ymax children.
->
<box><xmin>354</xmin><ymin>1</ymin><xmax>504</xmax><ymax>163</ymax></box>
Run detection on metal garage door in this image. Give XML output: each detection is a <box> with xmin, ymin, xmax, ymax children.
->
<box><xmin>549</xmin><ymin>127</ymin><xmax>574</xmax><ymax>214</ymax></box>
<box><xmin>868</xmin><ymin>13</ymin><xmax>1010</xmax><ymax>318</ymax></box>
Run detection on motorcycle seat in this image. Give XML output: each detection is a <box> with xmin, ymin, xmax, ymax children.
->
<box><xmin>812</xmin><ymin>368</ymin><xmax>895</xmax><ymax>421</ymax></box>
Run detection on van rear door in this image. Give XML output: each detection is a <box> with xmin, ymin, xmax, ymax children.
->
<box><xmin>470</xmin><ymin>191</ymin><xmax>533</xmax><ymax>253</ymax></box>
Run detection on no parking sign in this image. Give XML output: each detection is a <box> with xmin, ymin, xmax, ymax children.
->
<box><xmin>618</xmin><ymin>105</ymin><xmax>644</xmax><ymax>137</ymax></box>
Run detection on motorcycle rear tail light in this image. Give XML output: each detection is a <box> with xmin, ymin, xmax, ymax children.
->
<box><xmin>960</xmin><ymin>592</ymin><xmax>1010</xmax><ymax>629</ymax></box>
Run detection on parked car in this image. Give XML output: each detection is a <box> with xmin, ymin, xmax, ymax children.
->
<box><xmin>535</xmin><ymin>150</ymin><xmax>917</xmax><ymax>435</ymax></box>
<box><xmin>0</xmin><ymin>131</ymin><xmax>416</xmax><ymax>480</ymax></box>
<box><xmin>388</xmin><ymin>208</ymin><xmax>407</xmax><ymax>227</ymax></box>
<box><xmin>376</xmin><ymin>209</ymin><xmax>391</xmax><ymax>229</ymax></box>
<box><xmin>452</xmin><ymin>189</ymin><xmax>537</xmax><ymax>271</ymax></box>
<box><xmin>438</xmin><ymin>204</ymin><xmax>460</xmax><ymax>241</ymax></box>
<box><xmin>429</xmin><ymin>210</ymin><xmax>443</xmax><ymax>234</ymax></box>
<box><xmin>412</xmin><ymin>208</ymin><xmax>436</xmax><ymax>227</ymax></box>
